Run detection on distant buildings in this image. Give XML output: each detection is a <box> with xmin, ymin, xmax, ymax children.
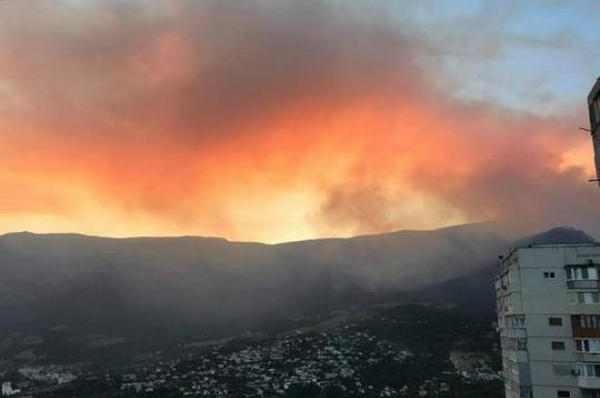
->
<box><xmin>496</xmin><ymin>243</ymin><xmax>600</xmax><ymax>398</ymax></box>
<box><xmin>18</xmin><ymin>365</ymin><xmax>77</xmax><ymax>385</ymax></box>
<box><xmin>587</xmin><ymin>77</ymin><xmax>600</xmax><ymax>185</ymax></box>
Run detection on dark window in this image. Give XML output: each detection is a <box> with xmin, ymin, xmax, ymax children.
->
<box><xmin>557</xmin><ymin>391</ymin><xmax>570</xmax><ymax>398</ymax></box>
<box><xmin>591</xmin><ymin>96</ymin><xmax>600</xmax><ymax>130</ymax></box>
<box><xmin>587</xmin><ymin>364</ymin><xmax>595</xmax><ymax>377</ymax></box>
<box><xmin>578</xmin><ymin>339</ymin><xmax>591</xmax><ymax>352</ymax></box>
<box><xmin>583</xmin><ymin>267</ymin><xmax>589</xmax><ymax>279</ymax></box>
<box><xmin>567</xmin><ymin>268</ymin><xmax>573</xmax><ymax>280</ymax></box>
<box><xmin>549</xmin><ymin>317</ymin><xmax>562</xmax><ymax>326</ymax></box>
<box><xmin>576</xmin><ymin>315</ymin><xmax>600</xmax><ymax>329</ymax></box>
<box><xmin>552</xmin><ymin>341</ymin><xmax>566</xmax><ymax>350</ymax></box>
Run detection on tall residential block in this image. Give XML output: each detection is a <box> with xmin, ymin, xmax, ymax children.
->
<box><xmin>587</xmin><ymin>77</ymin><xmax>600</xmax><ymax>185</ymax></box>
<box><xmin>496</xmin><ymin>243</ymin><xmax>600</xmax><ymax>398</ymax></box>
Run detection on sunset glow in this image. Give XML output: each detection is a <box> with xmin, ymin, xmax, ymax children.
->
<box><xmin>1</xmin><ymin>0</ymin><xmax>598</xmax><ymax>242</ymax></box>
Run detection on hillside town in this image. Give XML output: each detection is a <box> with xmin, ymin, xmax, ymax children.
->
<box><xmin>1</xmin><ymin>305</ymin><xmax>502</xmax><ymax>397</ymax></box>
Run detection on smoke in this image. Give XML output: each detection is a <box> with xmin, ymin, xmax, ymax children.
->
<box><xmin>0</xmin><ymin>0</ymin><xmax>597</xmax><ymax>241</ymax></box>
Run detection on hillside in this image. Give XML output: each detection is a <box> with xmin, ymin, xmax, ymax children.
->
<box><xmin>0</xmin><ymin>224</ymin><xmax>506</xmax><ymax>334</ymax></box>
<box><xmin>0</xmin><ymin>224</ymin><xmax>593</xmax><ymax>369</ymax></box>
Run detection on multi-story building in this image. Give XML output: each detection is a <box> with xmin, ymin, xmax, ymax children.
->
<box><xmin>496</xmin><ymin>243</ymin><xmax>600</xmax><ymax>398</ymax></box>
<box><xmin>587</xmin><ymin>77</ymin><xmax>600</xmax><ymax>185</ymax></box>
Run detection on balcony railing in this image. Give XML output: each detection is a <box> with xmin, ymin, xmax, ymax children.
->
<box><xmin>578</xmin><ymin>376</ymin><xmax>600</xmax><ymax>389</ymax></box>
<box><xmin>567</xmin><ymin>280</ymin><xmax>600</xmax><ymax>289</ymax></box>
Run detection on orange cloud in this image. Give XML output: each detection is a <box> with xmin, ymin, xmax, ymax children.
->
<box><xmin>0</xmin><ymin>0</ymin><xmax>596</xmax><ymax>242</ymax></box>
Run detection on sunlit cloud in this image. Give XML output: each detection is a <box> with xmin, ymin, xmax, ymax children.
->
<box><xmin>0</xmin><ymin>0</ymin><xmax>597</xmax><ymax>242</ymax></box>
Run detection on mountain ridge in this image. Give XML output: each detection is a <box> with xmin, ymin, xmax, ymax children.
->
<box><xmin>0</xmin><ymin>220</ymin><xmax>515</xmax><ymax>246</ymax></box>
<box><xmin>0</xmin><ymin>223</ymin><xmax>593</xmax><ymax>365</ymax></box>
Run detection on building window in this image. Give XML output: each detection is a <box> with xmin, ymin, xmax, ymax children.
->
<box><xmin>552</xmin><ymin>341</ymin><xmax>566</xmax><ymax>350</ymax></box>
<box><xmin>512</xmin><ymin>315</ymin><xmax>526</xmax><ymax>328</ymax></box>
<box><xmin>578</xmin><ymin>292</ymin><xmax>600</xmax><ymax>304</ymax></box>
<box><xmin>575</xmin><ymin>339</ymin><xmax>600</xmax><ymax>353</ymax></box>
<box><xmin>549</xmin><ymin>317</ymin><xmax>563</xmax><ymax>326</ymax></box>
<box><xmin>557</xmin><ymin>391</ymin><xmax>570</xmax><ymax>398</ymax></box>
<box><xmin>576</xmin><ymin>339</ymin><xmax>589</xmax><ymax>352</ymax></box>
<box><xmin>500</xmin><ymin>337</ymin><xmax>528</xmax><ymax>351</ymax></box>
<box><xmin>544</xmin><ymin>271</ymin><xmax>556</xmax><ymax>279</ymax></box>
<box><xmin>590</xmin><ymin>95</ymin><xmax>600</xmax><ymax>130</ymax></box>
<box><xmin>576</xmin><ymin>315</ymin><xmax>600</xmax><ymax>328</ymax></box>
<box><xmin>577</xmin><ymin>363</ymin><xmax>600</xmax><ymax>378</ymax></box>
<box><xmin>567</xmin><ymin>266</ymin><xmax>598</xmax><ymax>281</ymax></box>
<box><xmin>504</xmin><ymin>315</ymin><xmax>526</xmax><ymax>328</ymax></box>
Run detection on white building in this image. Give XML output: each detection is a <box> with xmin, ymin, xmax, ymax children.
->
<box><xmin>1</xmin><ymin>382</ymin><xmax>20</xmax><ymax>396</ymax></box>
<box><xmin>496</xmin><ymin>243</ymin><xmax>600</xmax><ymax>398</ymax></box>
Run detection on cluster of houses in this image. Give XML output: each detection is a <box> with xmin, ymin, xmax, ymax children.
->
<box><xmin>114</xmin><ymin>320</ymin><xmax>499</xmax><ymax>397</ymax></box>
<box><xmin>118</xmin><ymin>327</ymin><xmax>415</xmax><ymax>396</ymax></box>
<box><xmin>0</xmin><ymin>365</ymin><xmax>79</xmax><ymax>396</ymax></box>
<box><xmin>18</xmin><ymin>365</ymin><xmax>77</xmax><ymax>385</ymax></box>
<box><xmin>1</xmin><ymin>311</ymin><xmax>501</xmax><ymax>396</ymax></box>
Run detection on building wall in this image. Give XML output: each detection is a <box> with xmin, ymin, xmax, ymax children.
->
<box><xmin>533</xmin><ymin>386</ymin><xmax>580</xmax><ymax>398</ymax></box>
<box><xmin>497</xmin><ymin>244</ymin><xmax>600</xmax><ymax>398</ymax></box>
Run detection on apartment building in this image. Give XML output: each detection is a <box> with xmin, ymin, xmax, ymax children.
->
<box><xmin>496</xmin><ymin>243</ymin><xmax>600</xmax><ymax>398</ymax></box>
<box><xmin>587</xmin><ymin>77</ymin><xmax>600</xmax><ymax>185</ymax></box>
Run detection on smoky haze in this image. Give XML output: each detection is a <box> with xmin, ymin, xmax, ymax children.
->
<box><xmin>0</xmin><ymin>222</ymin><xmax>532</xmax><ymax>341</ymax></box>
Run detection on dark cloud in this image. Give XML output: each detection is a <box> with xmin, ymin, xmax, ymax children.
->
<box><xmin>0</xmin><ymin>0</ymin><xmax>421</xmax><ymax>143</ymax></box>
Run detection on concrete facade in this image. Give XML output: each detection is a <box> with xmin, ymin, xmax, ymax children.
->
<box><xmin>588</xmin><ymin>77</ymin><xmax>600</xmax><ymax>185</ymax></box>
<box><xmin>496</xmin><ymin>244</ymin><xmax>600</xmax><ymax>398</ymax></box>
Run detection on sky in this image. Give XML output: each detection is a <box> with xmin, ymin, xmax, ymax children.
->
<box><xmin>1</xmin><ymin>0</ymin><xmax>599</xmax><ymax>243</ymax></box>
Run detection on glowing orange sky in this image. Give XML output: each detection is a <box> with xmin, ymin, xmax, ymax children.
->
<box><xmin>0</xmin><ymin>0</ymin><xmax>597</xmax><ymax>242</ymax></box>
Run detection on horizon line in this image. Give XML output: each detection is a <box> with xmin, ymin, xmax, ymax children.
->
<box><xmin>0</xmin><ymin>220</ymin><xmax>501</xmax><ymax>246</ymax></box>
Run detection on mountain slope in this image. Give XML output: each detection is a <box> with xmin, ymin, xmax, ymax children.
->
<box><xmin>0</xmin><ymin>224</ymin><xmax>592</xmax><ymax>356</ymax></box>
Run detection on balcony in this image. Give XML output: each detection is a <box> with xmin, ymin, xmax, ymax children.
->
<box><xmin>577</xmin><ymin>352</ymin><xmax>600</xmax><ymax>362</ymax></box>
<box><xmin>568</xmin><ymin>280</ymin><xmax>600</xmax><ymax>290</ymax></box>
<box><xmin>579</xmin><ymin>376</ymin><xmax>600</xmax><ymax>389</ymax></box>
<box><xmin>573</xmin><ymin>329</ymin><xmax>600</xmax><ymax>339</ymax></box>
